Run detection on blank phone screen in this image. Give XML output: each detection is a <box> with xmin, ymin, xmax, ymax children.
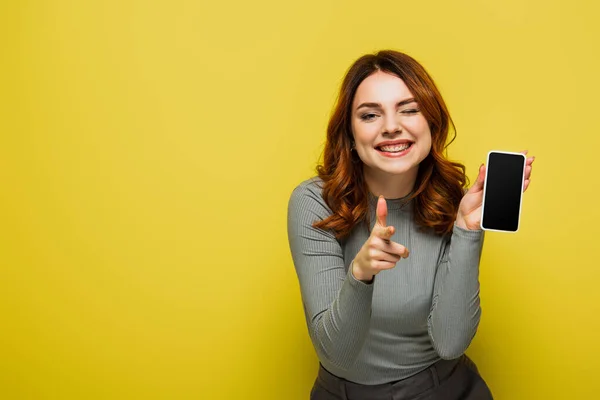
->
<box><xmin>481</xmin><ymin>152</ymin><xmax>525</xmax><ymax>232</ymax></box>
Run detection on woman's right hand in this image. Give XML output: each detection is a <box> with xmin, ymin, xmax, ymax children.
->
<box><xmin>352</xmin><ymin>195</ymin><xmax>410</xmax><ymax>282</ymax></box>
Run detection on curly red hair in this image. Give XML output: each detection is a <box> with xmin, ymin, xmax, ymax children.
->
<box><xmin>313</xmin><ymin>50</ymin><xmax>468</xmax><ymax>239</ymax></box>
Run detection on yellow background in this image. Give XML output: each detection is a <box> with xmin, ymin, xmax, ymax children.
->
<box><xmin>1</xmin><ymin>1</ymin><xmax>599</xmax><ymax>399</ymax></box>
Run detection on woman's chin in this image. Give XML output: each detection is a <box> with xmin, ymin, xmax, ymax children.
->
<box><xmin>366</xmin><ymin>163</ymin><xmax>418</xmax><ymax>176</ymax></box>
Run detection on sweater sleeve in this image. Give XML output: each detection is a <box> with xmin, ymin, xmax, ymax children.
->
<box><xmin>427</xmin><ymin>223</ymin><xmax>485</xmax><ymax>359</ymax></box>
<box><xmin>287</xmin><ymin>183</ymin><xmax>374</xmax><ymax>370</ymax></box>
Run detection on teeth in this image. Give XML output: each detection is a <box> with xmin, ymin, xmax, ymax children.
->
<box><xmin>379</xmin><ymin>143</ymin><xmax>411</xmax><ymax>152</ymax></box>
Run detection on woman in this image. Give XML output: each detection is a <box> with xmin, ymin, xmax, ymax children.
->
<box><xmin>287</xmin><ymin>50</ymin><xmax>534</xmax><ymax>399</ymax></box>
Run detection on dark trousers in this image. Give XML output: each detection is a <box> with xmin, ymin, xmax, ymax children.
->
<box><xmin>310</xmin><ymin>355</ymin><xmax>493</xmax><ymax>400</ymax></box>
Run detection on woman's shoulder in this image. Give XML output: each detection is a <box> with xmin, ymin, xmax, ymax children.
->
<box><xmin>293</xmin><ymin>176</ymin><xmax>324</xmax><ymax>193</ymax></box>
<box><xmin>288</xmin><ymin>176</ymin><xmax>332</xmax><ymax>217</ymax></box>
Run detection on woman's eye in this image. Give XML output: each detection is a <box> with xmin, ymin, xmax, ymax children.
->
<box><xmin>401</xmin><ymin>109</ymin><xmax>420</xmax><ymax>115</ymax></box>
<box><xmin>360</xmin><ymin>113</ymin><xmax>377</xmax><ymax>121</ymax></box>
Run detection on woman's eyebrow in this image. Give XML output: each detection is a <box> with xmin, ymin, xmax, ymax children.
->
<box><xmin>355</xmin><ymin>98</ymin><xmax>416</xmax><ymax>111</ymax></box>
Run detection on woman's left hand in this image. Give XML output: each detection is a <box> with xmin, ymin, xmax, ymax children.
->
<box><xmin>455</xmin><ymin>151</ymin><xmax>535</xmax><ymax>231</ymax></box>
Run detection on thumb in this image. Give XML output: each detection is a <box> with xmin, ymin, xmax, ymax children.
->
<box><xmin>376</xmin><ymin>195</ymin><xmax>388</xmax><ymax>227</ymax></box>
<box><xmin>467</xmin><ymin>164</ymin><xmax>486</xmax><ymax>194</ymax></box>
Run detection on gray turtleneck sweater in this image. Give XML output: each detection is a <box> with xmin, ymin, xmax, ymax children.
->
<box><xmin>287</xmin><ymin>177</ymin><xmax>484</xmax><ymax>385</ymax></box>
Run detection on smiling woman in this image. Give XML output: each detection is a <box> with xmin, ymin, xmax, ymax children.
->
<box><xmin>310</xmin><ymin>52</ymin><xmax>474</xmax><ymax>242</ymax></box>
<box><xmin>285</xmin><ymin>50</ymin><xmax>529</xmax><ymax>399</ymax></box>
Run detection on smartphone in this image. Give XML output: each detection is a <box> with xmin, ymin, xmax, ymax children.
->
<box><xmin>480</xmin><ymin>151</ymin><xmax>526</xmax><ymax>232</ymax></box>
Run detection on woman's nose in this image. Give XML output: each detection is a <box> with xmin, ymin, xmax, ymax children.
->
<box><xmin>383</xmin><ymin>114</ymin><xmax>402</xmax><ymax>135</ymax></box>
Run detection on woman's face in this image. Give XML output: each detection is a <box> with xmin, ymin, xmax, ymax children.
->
<box><xmin>351</xmin><ymin>71</ymin><xmax>432</xmax><ymax>179</ymax></box>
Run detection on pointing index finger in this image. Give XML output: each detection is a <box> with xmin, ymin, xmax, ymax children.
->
<box><xmin>376</xmin><ymin>195</ymin><xmax>388</xmax><ymax>227</ymax></box>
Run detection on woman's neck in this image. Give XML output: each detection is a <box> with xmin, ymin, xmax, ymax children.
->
<box><xmin>363</xmin><ymin>166</ymin><xmax>418</xmax><ymax>199</ymax></box>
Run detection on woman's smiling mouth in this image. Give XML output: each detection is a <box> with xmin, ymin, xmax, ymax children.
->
<box><xmin>375</xmin><ymin>141</ymin><xmax>414</xmax><ymax>157</ymax></box>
